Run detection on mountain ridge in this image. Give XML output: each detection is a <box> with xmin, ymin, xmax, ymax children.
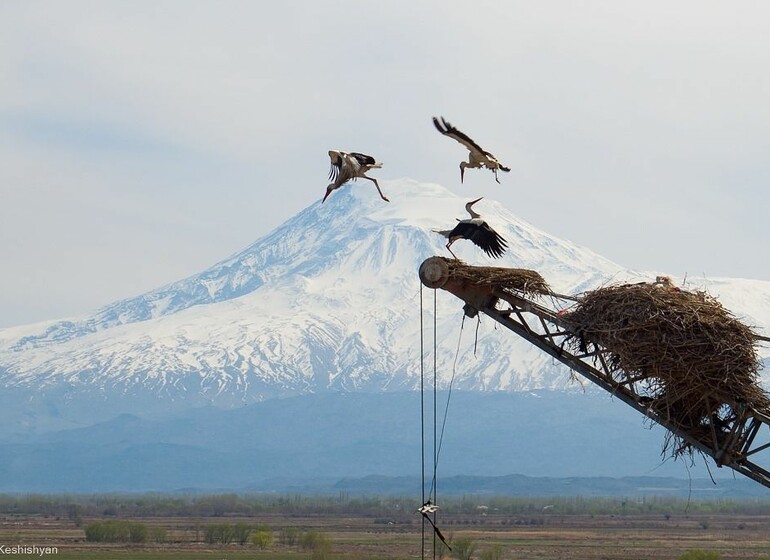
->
<box><xmin>1</xmin><ymin>179</ymin><xmax>768</xmax><ymax>420</ymax></box>
<box><xmin>1</xmin><ymin>180</ymin><xmax>770</xmax><ymax>492</ymax></box>
<box><xmin>0</xmin><ymin>390</ymin><xmax>754</xmax><ymax>492</ymax></box>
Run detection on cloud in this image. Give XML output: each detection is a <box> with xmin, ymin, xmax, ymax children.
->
<box><xmin>1</xmin><ymin>0</ymin><xmax>770</xmax><ymax>326</ymax></box>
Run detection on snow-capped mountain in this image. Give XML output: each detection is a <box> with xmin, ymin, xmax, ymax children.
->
<box><xmin>2</xmin><ymin>180</ymin><xmax>769</xmax><ymax>411</ymax></box>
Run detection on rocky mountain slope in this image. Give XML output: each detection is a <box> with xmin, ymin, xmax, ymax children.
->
<box><xmin>1</xmin><ymin>180</ymin><xmax>768</xmax><ymax>426</ymax></box>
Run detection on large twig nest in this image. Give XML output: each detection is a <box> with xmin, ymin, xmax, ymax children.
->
<box><xmin>560</xmin><ymin>281</ymin><xmax>768</xmax><ymax>458</ymax></box>
<box><xmin>441</xmin><ymin>257</ymin><xmax>551</xmax><ymax>299</ymax></box>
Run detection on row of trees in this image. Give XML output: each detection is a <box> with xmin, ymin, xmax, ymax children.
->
<box><xmin>202</xmin><ymin>523</ymin><xmax>329</xmax><ymax>554</ymax></box>
<box><xmin>4</xmin><ymin>493</ymin><xmax>770</xmax><ymax>518</ymax></box>
<box><xmin>84</xmin><ymin>520</ymin><xmax>165</xmax><ymax>543</ymax></box>
<box><xmin>74</xmin><ymin>520</ymin><xmax>770</xmax><ymax>560</ymax></box>
<box><xmin>84</xmin><ymin>520</ymin><xmax>329</xmax><ymax>554</ymax></box>
<box><xmin>204</xmin><ymin>522</ymin><xmax>252</xmax><ymax>544</ymax></box>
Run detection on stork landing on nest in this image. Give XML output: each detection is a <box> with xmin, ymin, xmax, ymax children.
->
<box><xmin>434</xmin><ymin>197</ymin><xmax>508</xmax><ymax>259</ymax></box>
<box><xmin>433</xmin><ymin>116</ymin><xmax>510</xmax><ymax>184</ymax></box>
<box><xmin>323</xmin><ymin>150</ymin><xmax>387</xmax><ymax>203</ymax></box>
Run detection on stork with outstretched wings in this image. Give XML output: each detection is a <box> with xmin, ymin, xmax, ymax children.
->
<box><xmin>433</xmin><ymin>116</ymin><xmax>510</xmax><ymax>183</ymax></box>
<box><xmin>323</xmin><ymin>150</ymin><xmax>388</xmax><ymax>203</ymax></box>
<box><xmin>434</xmin><ymin>197</ymin><xmax>508</xmax><ymax>259</ymax></box>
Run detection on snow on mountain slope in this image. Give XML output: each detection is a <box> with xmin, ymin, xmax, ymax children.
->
<box><xmin>1</xmin><ymin>179</ymin><xmax>768</xmax><ymax>406</ymax></box>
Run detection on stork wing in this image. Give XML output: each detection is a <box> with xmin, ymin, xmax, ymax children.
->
<box><xmin>328</xmin><ymin>150</ymin><xmax>343</xmax><ymax>181</ymax></box>
<box><xmin>450</xmin><ymin>221</ymin><xmax>507</xmax><ymax>259</ymax></box>
<box><xmin>349</xmin><ymin>152</ymin><xmax>376</xmax><ymax>166</ymax></box>
<box><xmin>471</xmin><ymin>223</ymin><xmax>508</xmax><ymax>258</ymax></box>
<box><xmin>433</xmin><ymin>116</ymin><xmax>489</xmax><ymax>157</ymax></box>
<box><xmin>445</xmin><ymin>221</ymin><xmax>505</xmax><ymax>258</ymax></box>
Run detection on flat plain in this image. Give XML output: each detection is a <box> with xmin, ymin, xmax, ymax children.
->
<box><xmin>3</xmin><ymin>508</ymin><xmax>770</xmax><ymax>559</ymax></box>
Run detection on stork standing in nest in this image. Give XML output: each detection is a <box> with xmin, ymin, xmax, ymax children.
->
<box><xmin>434</xmin><ymin>197</ymin><xmax>508</xmax><ymax>259</ymax></box>
<box><xmin>433</xmin><ymin>116</ymin><xmax>510</xmax><ymax>183</ymax></box>
<box><xmin>323</xmin><ymin>150</ymin><xmax>388</xmax><ymax>203</ymax></box>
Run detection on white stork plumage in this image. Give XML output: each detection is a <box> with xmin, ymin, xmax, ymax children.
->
<box><xmin>433</xmin><ymin>116</ymin><xmax>510</xmax><ymax>184</ymax></box>
<box><xmin>323</xmin><ymin>150</ymin><xmax>388</xmax><ymax>203</ymax></box>
<box><xmin>434</xmin><ymin>197</ymin><xmax>508</xmax><ymax>259</ymax></box>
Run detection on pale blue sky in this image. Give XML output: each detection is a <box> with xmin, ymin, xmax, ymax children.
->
<box><xmin>2</xmin><ymin>1</ymin><xmax>770</xmax><ymax>327</ymax></box>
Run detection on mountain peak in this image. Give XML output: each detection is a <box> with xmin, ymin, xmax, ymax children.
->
<box><xmin>1</xmin><ymin>179</ymin><xmax>767</xmax><ymax>415</ymax></box>
<box><xmin>8</xmin><ymin>180</ymin><xmax>622</xmax><ymax>346</ymax></box>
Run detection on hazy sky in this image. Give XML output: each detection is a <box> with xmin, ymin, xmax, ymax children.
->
<box><xmin>2</xmin><ymin>1</ymin><xmax>770</xmax><ymax>328</ymax></box>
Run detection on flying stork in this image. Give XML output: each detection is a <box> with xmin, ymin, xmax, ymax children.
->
<box><xmin>432</xmin><ymin>116</ymin><xmax>510</xmax><ymax>183</ymax></box>
<box><xmin>323</xmin><ymin>150</ymin><xmax>388</xmax><ymax>203</ymax></box>
<box><xmin>434</xmin><ymin>197</ymin><xmax>508</xmax><ymax>259</ymax></box>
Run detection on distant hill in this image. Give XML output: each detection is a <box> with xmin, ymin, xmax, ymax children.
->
<box><xmin>0</xmin><ymin>391</ymin><xmax>766</xmax><ymax>495</ymax></box>
<box><xmin>331</xmin><ymin>473</ymin><xmax>763</xmax><ymax>499</ymax></box>
<box><xmin>0</xmin><ymin>180</ymin><xmax>768</xmax><ymax>493</ymax></box>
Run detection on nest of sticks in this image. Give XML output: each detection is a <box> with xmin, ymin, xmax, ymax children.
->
<box><xmin>561</xmin><ymin>282</ymin><xmax>768</xmax><ymax>458</ymax></box>
<box><xmin>442</xmin><ymin>257</ymin><xmax>551</xmax><ymax>299</ymax></box>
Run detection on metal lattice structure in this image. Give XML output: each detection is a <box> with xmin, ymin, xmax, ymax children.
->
<box><xmin>418</xmin><ymin>256</ymin><xmax>770</xmax><ymax>490</ymax></box>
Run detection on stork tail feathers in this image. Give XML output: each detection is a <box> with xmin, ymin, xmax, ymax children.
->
<box><xmin>432</xmin><ymin>228</ymin><xmax>453</xmax><ymax>238</ymax></box>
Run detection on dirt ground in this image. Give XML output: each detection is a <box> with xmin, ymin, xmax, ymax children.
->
<box><xmin>2</xmin><ymin>511</ymin><xmax>770</xmax><ymax>559</ymax></box>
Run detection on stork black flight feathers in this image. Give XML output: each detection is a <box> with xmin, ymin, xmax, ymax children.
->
<box><xmin>323</xmin><ymin>150</ymin><xmax>387</xmax><ymax>203</ymax></box>
<box><xmin>434</xmin><ymin>197</ymin><xmax>508</xmax><ymax>259</ymax></box>
<box><xmin>432</xmin><ymin>116</ymin><xmax>510</xmax><ymax>184</ymax></box>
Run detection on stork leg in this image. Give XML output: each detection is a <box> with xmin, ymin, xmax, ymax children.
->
<box><xmin>494</xmin><ymin>168</ymin><xmax>501</xmax><ymax>184</ymax></box>
<box><xmin>459</xmin><ymin>162</ymin><xmax>466</xmax><ymax>183</ymax></box>
<box><xmin>445</xmin><ymin>241</ymin><xmax>459</xmax><ymax>260</ymax></box>
<box><xmin>363</xmin><ymin>176</ymin><xmax>389</xmax><ymax>202</ymax></box>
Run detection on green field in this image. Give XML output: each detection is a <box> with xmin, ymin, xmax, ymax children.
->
<box><xmin>3</xmin><ymin>494</ymin><xmax>770</xmax><ymax>559</ymax></box>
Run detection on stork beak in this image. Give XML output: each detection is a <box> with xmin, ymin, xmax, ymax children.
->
<box><xmin>469</xmin><ymin>197</ymin><xmax>483</xmax><ymax>205</ymax></box>
<box><xmin>322</xmin><ymin>189</ymin><xmax>331</xmax><ymax>203</ymax></box>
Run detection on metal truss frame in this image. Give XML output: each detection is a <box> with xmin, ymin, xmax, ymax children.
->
<box><xmin>419</xmin><ymin>257</ymin><xmax>770</xmax><ymax>490</ymax></box>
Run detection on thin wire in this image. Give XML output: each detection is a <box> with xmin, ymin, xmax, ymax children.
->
<box><xmin>432</xmin><ymin>288</ymin><xmax>438</xmax><ymax>559</ymax></box>
<box><xmin>439</xmin><ymin>314</ymin><xmax>464</xmax><ymax>460</ymax></box>
<box><xmin>684</xmin><ymin>459</ymin><xmax>693</xmax><ymax>514</ymax></box>
<box><xmin>419</xmin><ymin>283</ymin><xmax>425</xmax><ymax>560</ymax></box>
<box><xmin>428</xmin><ymin>313</ymin><xmax>465</xmax><ymax>501</ymax></box>
<box><xmin>418</xmin><ymin>287</ymin><xmax>452</xmax><ymax>559</ymax></box>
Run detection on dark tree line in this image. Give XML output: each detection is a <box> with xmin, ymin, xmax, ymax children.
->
<box><xmin>2</xmin><ymin>493</ymin><xmax>770</xmax><ymax>519</ymax></box>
